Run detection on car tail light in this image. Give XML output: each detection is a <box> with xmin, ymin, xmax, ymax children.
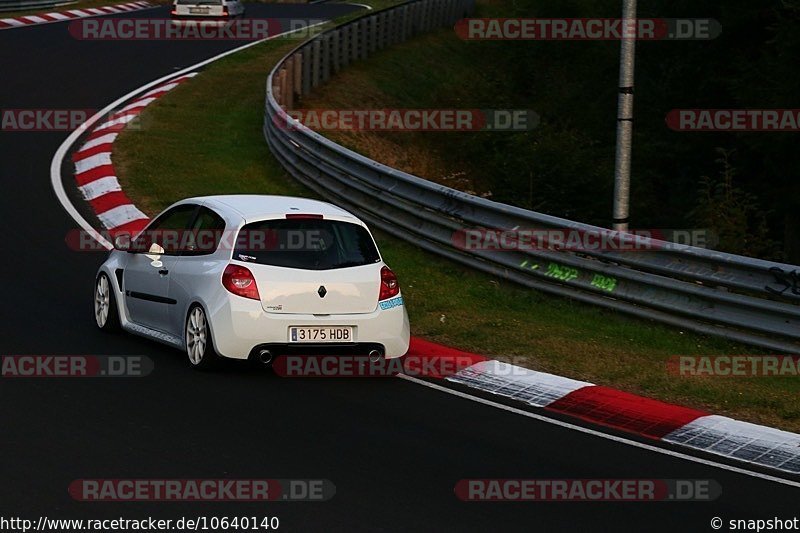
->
<box><xmin>285</xmin><ymin>214</ymin><xmax>323</xmax><ymax>219</ymax></box>
<box><xmin>379</xmin><ymin>266</ymin><xmax>400</xmax><ymax>301</ymax></box>
<box><xmin>170</xmin><ymin>9</ymin><xmax>177</xmax><ymax>14</ymax></box>
<box><xmin>222</xmin><ymin>5</ymin><xmax>229</xmax><ymax>15</ymax></box>
<box><xmin>222</xmin><ymin>264</ymin><xmax>260</xmax><ymax>300</ymax></box>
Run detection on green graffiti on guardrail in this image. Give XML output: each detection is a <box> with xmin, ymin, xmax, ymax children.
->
<box><xmin>544</xmin><ymin>262</ymin><xmax>579</xmax><ymax>282</ymax></box>
<box><xmin>591</xmin><ymin>274</ymin><xmax>618</xmax><ymax>293</ymax></box>
<box><xmin>519</xmin><ymin>259</ymin><xmax>617</xmax><ymax>293</ymax></box>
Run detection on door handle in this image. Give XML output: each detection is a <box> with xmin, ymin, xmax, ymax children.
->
<box><xmin>158</xmin><ymin>269</ymin><xmax>169</xmax><ymax>276</ymax></box>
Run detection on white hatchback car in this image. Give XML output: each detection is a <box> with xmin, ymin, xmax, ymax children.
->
<box><xmin>171</xmin><ymin>0</ymin><xmax>245</xmax><ymax>19</ymax></box>
<box><xmin>94</xmin><ymin>195</ymin><xmax>410</xmax><ymax>369</ymax></box>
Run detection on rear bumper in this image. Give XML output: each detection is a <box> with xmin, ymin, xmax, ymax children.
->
<box><xmin>169</xmin><ymin>13</ymin><xmax>239</xmax><ymax>21</ymax></box>
<box><xmin>206</xmin><ymin>294</ymin><xmax>410</xmax><ymax>360</ymax></box>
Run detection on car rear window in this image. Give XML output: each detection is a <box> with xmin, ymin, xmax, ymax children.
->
<box><xmin>234</xmin><ymin>218</ymin><xmax>381</xmax><ymax>270</ymax></box>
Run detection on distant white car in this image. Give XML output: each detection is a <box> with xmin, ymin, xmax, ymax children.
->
<box><xmin>94</xmin><ymin>195</ymin><xmax>410</xmax><ymax>369</ymax></box>
<box><xmin>171</xmin><ymin>0</ymin><xmax>244</xmax><ymax>19</ymax></box>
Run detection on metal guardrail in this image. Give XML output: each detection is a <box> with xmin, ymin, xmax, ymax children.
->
<box><xmin>263</xmin><ymin>0</ymin><xmax>800</xmax><ymax>354</ymax></box>
<box><xmin>0</xmin><ymin>0</ymin><xmax>74</xmax><ymax>12</ymax></box>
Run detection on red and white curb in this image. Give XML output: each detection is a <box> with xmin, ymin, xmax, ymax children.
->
<box><xmin>405</xmin><ymin>338</ymin><xmax>800</xmax><ymax>475</ymax></box>
<box><xmin>71</xmin><ymin>72</ymin><xmax>196</xmax><ymax>236</ymax></box>
<box><xmin>0</xmin><ymin>1</ymin><xmax>152</xmax><ymax>30</ymax></box>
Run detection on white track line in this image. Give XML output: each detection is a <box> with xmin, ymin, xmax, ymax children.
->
<box><xmin>397</xmin><ymin>374</ymin><xmax>800</xmax><ymax>489</ymax></box>
<box><xmin>51</xmin><ymin>21</ymin><xmax>328</xmax><ymax>250</ymax></box>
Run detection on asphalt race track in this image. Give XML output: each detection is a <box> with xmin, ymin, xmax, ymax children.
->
<box><xmin>0</xmin><ymin>5</ymin><xmax>798</xmax><ymax>531</ymax></box>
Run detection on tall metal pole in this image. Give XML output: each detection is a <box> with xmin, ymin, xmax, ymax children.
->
<box><xmin>612</xmin><ymin>0</ymin><xmax>637</xmax><ymax>232</ymax></box>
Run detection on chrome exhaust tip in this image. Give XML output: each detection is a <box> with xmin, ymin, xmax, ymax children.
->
<box><xmin>258</xmin><ymin>349</ymin><xmax>274</xmax><ymax>365</ymax></box>
<box><xmin>368</xmin><ymin>349</ymin><xmax>383</xmax><ymax>363</ymax></box>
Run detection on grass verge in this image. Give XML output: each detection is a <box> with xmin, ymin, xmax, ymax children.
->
<box><xmin>113</xmin><ymin>3</ymin><xmax>800</xmax><ymax>431</ymax></box>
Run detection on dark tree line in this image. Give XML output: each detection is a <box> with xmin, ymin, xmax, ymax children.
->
<box><xmin>461</xmin><ymin>0</ymin><xmax>800</xmax><ymax>261</ymax></box>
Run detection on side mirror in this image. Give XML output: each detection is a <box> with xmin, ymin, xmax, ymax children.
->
<box><xmin>113</xmin><ymin>234</ymin><xmax>131</xmax><ymax>251</ymax></box>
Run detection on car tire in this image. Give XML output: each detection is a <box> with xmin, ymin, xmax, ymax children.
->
<box><xmin>94</xmin><ymin>273</ymin><xmax>121</xmax><ymax>331</ymax></box>
<box><xmin>185</xmin><ymin>304</ymin><xmax>219</xmax><ymax>370</ymax></box>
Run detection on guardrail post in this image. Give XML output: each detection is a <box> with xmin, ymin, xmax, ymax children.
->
<box><xmin>293</xmin><ymin>53</ymin><xmax>302</xmax><ymax>100</ymax></box>
<box><xmin>272</xmin><ymin>74</ymin><xmax>282</xmax><ymax>108</ymax></box>
<box><xmin>386</xmin><ymin>10</ymin><xmax>393</xmax><ymax>47</ymax></box>
<box><xmin>368</xmin><ymin>16</ymin><xmax>378</xmax><ymax>54</ymax></box>
<box><xmin>301</xmin><ymin>46</ymin><xmax>312</xmax><ymax>96</ymax></box>
<box><xmin>378</xmin><ymin>11</ymin><xmax>387</xmax><ymax>49</ymax></box>
<box><xmin>311</xmin><ymin>40</ymin><xmax>322</xmax><ymax>88</ymax></box>
<box><xmin>359</xmin><ymin>18</ymin><xmax>369</xmax><ymax>60</ymax></box>
<box><xmin>281</xmin><ymin>68</ymin><xmax>290</xmax><ymax>109</ymax></box>
<box><xmin>350</xmin><ymin>21</ymin><xmax>364</xmax><ymax>63</ymax></box>
<box><xmin>401</xmin><ymin>5</ymin><xmax>409</xmax><ymax>41</ymax></box>
<box><xmin>348</xmin><ymin>24</ymin><xmax>361</xmax><ymax>63</ymax></box>
<box><xmin>321</xmin><ymin>34</ymin><xmax>331</xmax><ymax>83</ymax></box>
<box><xmin>376</xmin><ymin>11</ymin><xmax>383</xmax><ymax>50</ymax></box>
<box><xmin>331</xmin><ymin>29</ymin><xmax>341</xmax><ymax>74</ymax></box>
<box><xmin>449</xmin><ymin>0</ymin><xmax>459</xmax><ymax>24</ymax></box>
<box><xmin>388</xmin><ymin>9</ymin><xmax>398</xmax><ymax>45</ymax></box>
<box><xmin>341</xmin><ymin>24</ymin><xmax>350</xmax><ymax>68</ymax></box>
<box><xmin>386</xmin><ymin>9</ymin><xmax>395</xmax><ymax>45</ymax></box>
<box><xmin>284</xmin><ymin>61</ymin><xmax>294</xmax><ymax>109</ymax></box>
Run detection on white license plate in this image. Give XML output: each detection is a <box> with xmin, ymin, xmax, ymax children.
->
<box><xmin>189</xmin><ymin>7</ymin><xmax>209</xmax><ymax>13</ymax></box>
<box><xmin>289</xmin><ymin>326</ymin><xmax>353</xmax><ymax>343</ymax></box>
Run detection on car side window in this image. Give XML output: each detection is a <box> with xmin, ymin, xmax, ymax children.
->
<box><xmin>183</xmin><ymin>206</ymin><xmax>226</xmax><ymax>256</ymax></box>
<box><xmin>132</xmin><ymin>204</ymin><xmax>198</xmax><ymax>255</ymax></box>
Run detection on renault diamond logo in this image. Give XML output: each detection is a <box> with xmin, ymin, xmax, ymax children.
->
<box><xmin>318</xmin><ymin>285</ymin><xmax>327</xmax><ymax>298</ymax></box>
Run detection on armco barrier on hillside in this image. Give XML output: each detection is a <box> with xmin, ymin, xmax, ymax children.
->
<box><xmin>263</xmin><ymin>0</ymin><xmax>800</xmax><ymax>354</ymax></box>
